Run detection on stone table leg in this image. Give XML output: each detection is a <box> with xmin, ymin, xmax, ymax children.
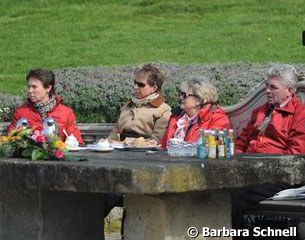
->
<box><xmin>0</xmin><ymin>188</ymin><xmax>105</xmax><ymax>240</ymax></box>
<box><xmin>124</xmin><ymin>190</ymin><xmax>232</xmax><ymax>240</ymax></box>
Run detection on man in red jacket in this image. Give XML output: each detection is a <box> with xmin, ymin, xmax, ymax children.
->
<box><xmin>235</xmin><ymin>65</ymin><xmax>305</xmax><ymax>154</ymax></box>
<box><xmin>232</xmin><ymin>64</ymin><xmax>305</xmax><ymax>230</ymax></box>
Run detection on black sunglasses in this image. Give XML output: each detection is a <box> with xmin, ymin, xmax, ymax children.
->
<box><xmin>178</xmin><ymin>91</ymin><xmax>198</xmax><ymax>99</ymax></box>
<box><xmin>134</xmin><ymin>80</ymin><xmax>146</xmax><ymax>88</ymax></box>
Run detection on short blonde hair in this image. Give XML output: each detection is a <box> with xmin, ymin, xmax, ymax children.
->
<box><xmin>180</xmin><ymin>77</ymin><xmax>218</xmax><ymax>104</ymax></box>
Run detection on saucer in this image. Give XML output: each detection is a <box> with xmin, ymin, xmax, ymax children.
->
<box><xmin>92</xmin><ymin>147</ymin><xmax>114</xmax><ymax>152</ymax></box>
<box><xmin>67</xmin><ymin>146</ymin><xmax>87</xmax><ymax>152</ymax></box>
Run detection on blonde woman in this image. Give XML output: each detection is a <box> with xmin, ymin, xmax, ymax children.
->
<box><xmin>161</xmin><ymin>77</ymin><xmax>230</xmax><ymax>148</ymax></box>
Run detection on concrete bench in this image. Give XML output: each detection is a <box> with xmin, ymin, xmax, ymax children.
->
<box><xmin>247</xmin><ymin>199</ymin><xmax>305</xmax><ymax>221</ymax></box>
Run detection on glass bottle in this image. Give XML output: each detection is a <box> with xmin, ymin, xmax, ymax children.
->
<box><xmin>197</xmin><ymin>129</ymin><xmax>206</xmax><ymax>160</ymax></box>
<box><xmin>217</xmin><ymin>130</ymin><xmax>226</xmax><ymax>159</ymax></box>
<box><xmin>208</xmin><ymin>130</ymin><xmax>217</xmax><ymax>159</ymax></box>
<box><xmin>229</xmin><ymin>129</ymin><xmax>235</xmax><ymax>156</ymax></box>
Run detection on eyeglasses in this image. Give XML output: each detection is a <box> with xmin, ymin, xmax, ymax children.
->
<box><xmin>134</xmin><ymin>80</ymin><xmax>146</xmax><ymax>88</ymax></box>
<box><xmin>178</xmin><ymin>91</ymin><xmax>198</xmax><ymax>99</ymax></box>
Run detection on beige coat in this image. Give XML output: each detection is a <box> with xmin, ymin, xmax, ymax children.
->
<box><xmin>109</xmin><ymin>95</ymin><xmax>171</xmax><ymax>141</ymax></box>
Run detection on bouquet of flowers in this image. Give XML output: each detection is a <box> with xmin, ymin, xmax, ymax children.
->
<box><xmin>0</xmin><ymin>127</ymin><xmax>70</xmax><ymax>161</ymax></box>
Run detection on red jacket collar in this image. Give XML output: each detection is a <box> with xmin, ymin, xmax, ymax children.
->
<box><xmin>198</xmin><ymin>103</ymin><xmax>216</xmax><ymax>121</ymax></box>
<box><xmin>274</xmin><ymin>95</ymin><xmax>298</xmax><ymax>114</ymax></box>
<box><xmin>173</xmin><ymin>103</ymin><xmax>216</xmax><ymax>122</ymax></box>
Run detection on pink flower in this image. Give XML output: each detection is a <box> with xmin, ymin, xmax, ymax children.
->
<box><xmin>53</xmin><ymin>150</ymin><xmax>64</xmax><ymax>159</ymax></box>
<box><xmin>35</xmin><ymin>135</ymin><xmax>46</xmax><ymax>143</ymax></box>
<box><xmin>31</xmin><ymin>131</ymin><xmax>44</xmax><ymax>142</ymax></box>
<box><xmin>34</xmin><ymin>130</ymin><xmax>41</xmax><ymax>135</ymax></box>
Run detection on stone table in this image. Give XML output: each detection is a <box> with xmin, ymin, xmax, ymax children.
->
<box><xmin>0</xmin><ymin>151</ymin><xmax>304</xmax><ymax>240</ymax></box>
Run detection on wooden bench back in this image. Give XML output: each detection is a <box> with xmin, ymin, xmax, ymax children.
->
<box><xmin>1</xmin><ymin>80</ymin><xmax>305</xmax><ymax>143</ymax></box>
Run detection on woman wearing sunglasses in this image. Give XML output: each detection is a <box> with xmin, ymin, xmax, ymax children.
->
<box><xmin>106</xmin><ymin>64</ymin><xmax>172</xmax><ymax>233</ymax></box>
<box><xmin>161</xmin><ymin>77</ymin><xmax>230</xmax><ymax>148</ymax></box>
<box><xmin>108</xmin><ymin>64</ymin><xmax>171</xmax><ymax>141</ymax></box>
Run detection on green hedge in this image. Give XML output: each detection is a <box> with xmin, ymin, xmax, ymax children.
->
<box><xmin>1</xmin><ymin>62</ymin><xmax>305</xmax><ymax>123</ymax></box>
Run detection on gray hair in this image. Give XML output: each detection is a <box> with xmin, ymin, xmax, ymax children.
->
<box><xmin>266</xmin><ymin>64</ymin><xmax>298</xmax><ymax>90</ymax></box>
<box><xmin>180</xmin><ymin>76</ymin><xmax>218</xmax><ymax>104</ymax></box>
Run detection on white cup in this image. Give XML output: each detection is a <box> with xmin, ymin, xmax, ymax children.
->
<box><xmin>96</xmin><ymin>141</ymin><xmax>110</xmax><ymax>150</ymax></box>
<box><xmin>65</xmin><ymin>134</ymin><xmax>79</xmax><ymax>149</ymax></box>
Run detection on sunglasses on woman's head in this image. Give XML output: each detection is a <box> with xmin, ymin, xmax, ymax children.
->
<box><xmin>134</xmin><ymin>80</ymin><xmax>146</xmax><ymax>88</ymax></box>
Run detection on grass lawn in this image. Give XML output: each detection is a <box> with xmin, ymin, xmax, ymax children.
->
<box><xmin>0</xmin><ymin>0</ymin><xmax>304</xmax><ymax>95</ymax></box>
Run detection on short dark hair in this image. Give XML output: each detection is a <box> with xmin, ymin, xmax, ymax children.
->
<box><xmin>26</xmin><ymin>68</ymin><xmax>55</xmax><ymax>96</ymax></box>
<box><xmin>134</xmin><ymin>64</ymin><xmax>165</xmax><ymax>91</ymax></box>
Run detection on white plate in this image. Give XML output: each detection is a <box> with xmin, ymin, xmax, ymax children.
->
<box><xmin>110</xmin><ymin>143</ymin><xmax>124</xmax><ymax>149</ymax></box>
<box><xmin>91</xmin><ymin>147</ymin><xmax>114</xmax><ymax>152</ymax></box>
<box><xmin>67</xmin><ymin>146</ymin><xmax>87</xmax><ymax>152</ymax></box>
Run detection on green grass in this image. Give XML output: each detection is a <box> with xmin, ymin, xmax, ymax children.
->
<box><xmin>1</xmin><ymin>0</ymin><xmax>304</xmax><ymax>95</ymax></box>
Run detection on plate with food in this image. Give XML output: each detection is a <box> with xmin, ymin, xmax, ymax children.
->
<box><xmin>89</xmin><ymin>139</ymin><xmax>115</xmax><ymax>152</ymax></box>
<box><xmin>109</xmin><ymin>140</ymin><xmax>125</xmax><ymax>149</ymax></box>
<box><xmin>120</xmin><ymin>137</ymin><xmax>160</xmax><ymax>151</ymax></box>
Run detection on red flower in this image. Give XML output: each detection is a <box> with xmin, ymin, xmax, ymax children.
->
<box><xmin>35</xmin><ymin>135</ymin><xmax>46</xmax><ymax>143</ymax></box>
<box><xmin>53</xmin><ymin>150</ymin><xmax>64</xmax><ymax>159</ymax></box>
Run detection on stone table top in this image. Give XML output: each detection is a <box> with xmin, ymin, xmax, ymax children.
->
<box><xmin>0</xmin><ymin>150</ymin><xmax>304</xmax><ymax>194</ymax></box>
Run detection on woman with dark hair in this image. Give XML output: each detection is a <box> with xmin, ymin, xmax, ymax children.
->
<box><xmin>8</xmin><ymin>68</ymin><xmax>84</xmax><ymax>145</ymax></box>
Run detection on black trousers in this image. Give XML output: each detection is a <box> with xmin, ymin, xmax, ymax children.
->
<box><xmin>230</xmin><ymin>182</ymin><xmax>292</xmax><ymax>230</ymax></box>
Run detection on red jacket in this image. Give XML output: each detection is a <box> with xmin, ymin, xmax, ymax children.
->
<box><xmin>235</xmin><ymin>95</ymin><xmax>305</xmax><ymax>154</ymax></box>
<box><xmin>8</xmin><ymin>97</ymin><xmax>84</xmax><ymax>145</ymax></box>
<box><xmin>161</xmin><ymin>103</ymin><xmax>230</xmax><ymax>148</ymax></box>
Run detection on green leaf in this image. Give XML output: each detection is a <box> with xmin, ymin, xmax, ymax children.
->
<box><xmin>19</xmin><ymin>128</ymin><xmax>32</xmax><ymax>137</ymax></box>
<box><xmin>0</xmin><ymin>143</ymin><xmax>15</xmax><ymax>158</ymax></box>
<box><xmin>19</xmin><ymin>140</ymin><xmax>30</xmax><ymax>148</ymax></box>
<box><xmin>31</xmin><ymin>149</ymin><xmax>48</xmax><ymax>161</ymax></box>
<box><xmin>0</xmin><ymin>147</ymin><xmax>5</xmax><ymax>157</ymax></box>
<box><xmin>64</xmin><ymin>154</ymin><xmax>87</xmax><ymax>161</ymax></box>
<box><xmin>21</xmin><ymin>148</ymin><xmax>32</xmax><ymax>157</ymax></box>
